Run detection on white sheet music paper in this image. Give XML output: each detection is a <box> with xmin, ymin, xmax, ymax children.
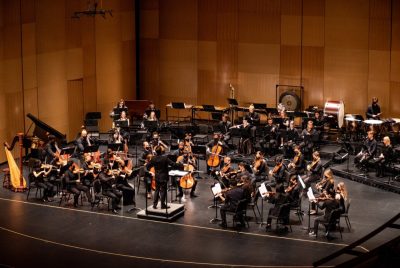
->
<box><xmin>169</xmin><ymin>170</ymin><xmax>189</xmax><ymax>176</ymax></box>
<box><xmin>307</xmin><ymin>187</ymin><xmax>316</xmax><ymax>202</ymax></box>
<box><xmin>211</xmin><ymin>183</ymin><xmax>222</xmax><ymax>196</ymax></box>
<box><xmin>298</xmin><ymin>175</ymin><xmax>306</xmax><ymax>189</ymax></box>
<box><xmin>259</xmin><ymin>182</ymin><xmax>268</xmax><ymax>198</ymax></box>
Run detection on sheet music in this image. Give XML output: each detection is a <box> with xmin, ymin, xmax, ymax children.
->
<box><xmin>258</xmin><ymin>182</ymin><xmax>268</xmax><ymax>198</ymax></box>
<box><xmin>307</xmin><ymin>187</ymin><xmax>316</xmax><ymax>201</ymax></box>
<box><xmin>169</xmin><ymin>170</ymin><xmax>189</xmax><ymax>176</ymax></box>
<box><xmin>211</xmin><ymin>183</ymin><xmax>222</xmax><ymax>196</ymax></box>
<box><xmin>298</xmin><ymin>175</ymin><xmax>306</xmax><ymax>189</ymax></box>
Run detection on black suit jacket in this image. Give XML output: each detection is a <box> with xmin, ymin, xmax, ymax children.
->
<box><xmin>146</xmin><ymin>155</ymin><xmax>182</xmax><ymax>183</ymax></box>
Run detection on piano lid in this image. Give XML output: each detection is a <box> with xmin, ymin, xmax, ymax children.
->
<box><xmin>26</xmin><ymin>113</ymin><xmax>66</xmax><ymax>141</ymax></box>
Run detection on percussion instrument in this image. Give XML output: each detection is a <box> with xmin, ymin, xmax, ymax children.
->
<box><xmin>323</xmin><ymin>101</ymin><xmax>345</xmax><ymax>128</ymax></box>
<box><xmin>364</xmin><ymin>119</ymin><xmax>383</xmax><ymax>125</ymax></box>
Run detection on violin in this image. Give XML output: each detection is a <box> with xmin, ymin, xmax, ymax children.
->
<box><xmin>307</xmin><ymin>157</ymin><xmax>320</xmax><ymax>171</ymax></box>
<box><xmin>271</xmin><ymin>162</ymin><xmax>282</xmax><ymax>174</ymax></box>
<box><xmin>285</xmin><ymin>181</ymin><xmax>298</xmax><ymax>193</ymax></box>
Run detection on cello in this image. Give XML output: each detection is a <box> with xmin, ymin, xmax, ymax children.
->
<box><xmin>207</xmin><ymin>135</ymin><xmax>223</xmax><ymax>168</ymax></box>
<box><xmin>180</xmin><ymin>164</ymin><xmax>195</xmax><ymax>189</ymax></box>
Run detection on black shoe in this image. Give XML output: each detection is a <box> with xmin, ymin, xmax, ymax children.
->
<box><xmin>112</xmin><ymin>209</ymin><xmax>118</xmax><ymax>214</ymax></box>
<box><xmin>73</xmin><ymin>202</ymin><xmax>78</xmax><ymax>208</ymax></box>
<box><xmin>152</xmin><ymin>205</ymin><xmax>157</xmax><ymax>209</ymax></box>
<box><xmin>161</xmin><ymin>205</ymin><xmax>170</xmax><ymax>209</ymax></box>
<box><xmin>190</xmin><ymin>193</ymin><xmax>198</xmax><ymax>198</ymax></box>
<box><xmin>219</xmin><ymin>222</ymin><xmax>227</xmax><ymax>229</ymax></box>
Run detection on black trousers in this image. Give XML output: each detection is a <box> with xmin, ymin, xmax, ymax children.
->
<box><xmin>36</xmin><ymin>181</ymin><xmax>55</xmax><ymax>199</ymax></box>
<box><xmin>103</xmin><ymin>189</ymin><xmax>122</xmax><ymax>209</ymax></box>
<box><xmin>154</xmin><ymin>180</ymin><xmax>168</xmax><ymax>207</ymax></box>
<box><xmin>313</xmin><ymin>216</ymin><xmax>328</xmax><ymax>235</ymax></box>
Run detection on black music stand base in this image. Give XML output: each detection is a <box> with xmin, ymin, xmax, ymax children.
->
<box><xmin>209</xmin><ymin>196</ymin><xmax>222</xmax><ymax>223</ymax></box>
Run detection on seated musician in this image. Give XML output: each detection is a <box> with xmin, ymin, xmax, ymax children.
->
<box><xmin>183</xmin><ymin>132</ymin><xmax>194</xmax><ymax>151</ymax></box>
<box><xmin>139</xmin><ymin>141</ymin><xmax>152</xmax><ymax>165</ymax></box>
<box><xmin>219</xmin><ymin>179</ymin><xmax>246</xmax><ymax>229</ymax></box>
<box><xmin>110</xmin><ymin>99</ymin><xmax>128</xmax><ymax>119</ymax></box>
<box><xmin>80</xmin><ymin>153</ymin><xmax>96</xmax><ymax>187</ymax></box>
<box><xmin>32</xmin><ymin>162</ymin><xmax>55</xmax><ymax>202</ymax></box>
<box><xmin>236</xmin><ymin>117</ymin><xmax>253</xmax><ymax>155</ymax></box>
<box><xmin>300</xmin><ymin>120</ymin><xmax>318</xmax><ymax>160</ymax></box>
<box><xmin>366</xmin><ymin>97</ymin><xmax>381</xmax><ymax>120</ymax></box>
<box><xmin>310</xmin><ymin>168</ymin><xmax>335</xmax><ymax>215</ymax></box>
<box><xmin>259</xmin><ymin>117</ymin><xmax>278</xmax><ymax>156</ymax></box>
<box><xmin>216</xmin><ymin>156</ymin><xmax>232</xmax><ymax>189</ymax></box>
<box><xmin>176</xmin><ymin>151</ymin><xmax>198</xmax><ymax>198</ymax></box>
<box><xmin>218</xmin><ymin>113</ymin><xmax>232</xmax><ymax>142</ymax></box>
<box><xmin>309</xmin><ymin>193</ymin><xmax>340</xmax><ymax>238</ymax></box>
<box><xmin>285</xmin><ymin>175</ymin><xmax>301</xmax><ymax>204</ymax></box>
<box><xmin>63</xmin><ymin>161</ymin><xmax>92</xmax><ymax>207</ymax></box>
<box><xmin>206</xmin><ymin>133</ymin><xmax>227</xmax><ymax>174</ymax></box>
<box><xmin>282</xmin><ymin>120</ymin><xmax>299</xmax><ymax>158</ymax></box>
<box><xmin>374</xmin><ymin>136</ymin><xmax>393</xmax><ymax>177</ymax></box>
<box><xmin>252</xmin><ymin>151</ymin><xmax>268</xmax><ymax>183</ymax></box>
<box><xmin>103</xmin><ymin>149</ymin><xmax>121</xmax><ymax>170</ymax></box>
<box><xmin>115</xmin><ymin>159</ymin><xmax>136</xmax><ymax>207</ymax></box>
<box><xmin>234</xmin><ymin>162</ymin><xmax>254</xmax><ymax>183</ymax></box>
<box><xmin>150</xmin><ymin>132</ymin><xmax>169</xmax><ymax>153</ymax></box>
<box><xmin>247</xmin><ymin>105</ymin><xmax>260</xmax><ymax>141</ymax></box>
<box><xmin>142</xmin><ymin>109</ymin><xmax>159</xmax><ymax>133</ymax></box>
<box><xmin>336</xmin><ymin>182</ymin><xmax>349</xmax><ymax>214</ymax></box>
<box><xmin>268</xmin><ymin>156</ymin><xmax>286</xmax><ymax>188</ymax></box>
<box><xmin>143</xmin><ymin>102</ymin><xmax>161</xmax><ymax>120</ymax></box>
<box><xmin>303</xmin><ymin>151</ymin><xmax>323</xmax><ymax>186</ymax></box>
<box><xmin>99</xmin><ymin>165</ymin><xmax>123</xmax><ymax>214</ymax></box>
<box><xmin>288</xmin><ymin>145</ymin><xmax>305</xmax><ymax>175</ymax></box>
<box><xmin>75</xmin><ymin>129</ymin><xmax>94</xmax><ymax>154</ymax></box>
<box><xmin>265</xmin><ymin>184</ymin><xmax>291</xmax><ymax>231</ymax></box>
<box><xmin>354</xmin><ymin>130</ymin><xmax>377</xmax><ymax>168</ymax></box>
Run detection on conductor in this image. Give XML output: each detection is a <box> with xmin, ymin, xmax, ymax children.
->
<box><xmin>146</xmin><ymin>145</ymin><xmax>183</xmax><ymax>209</ymax></box>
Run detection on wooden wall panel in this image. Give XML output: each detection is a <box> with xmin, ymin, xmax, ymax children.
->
<box><xmin>67</xmin><ymin>79</ymin><xmax>84</xmax><ymax>139</ymax></box>
<box><xmin>198</xmin><ymin>0</ymin><xmax>217</xmax><ymax>41</ymax></box>
<box><xmin>302</xmin><ymin>46</ymin><xmax>324</xmax><ymax>107</ymax></box>
<box><xmin>390</xmin><ymin>82</ymin><xmax>400</xmax><ymax>116</ymax></box>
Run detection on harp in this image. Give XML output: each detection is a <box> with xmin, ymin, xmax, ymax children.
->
<box><xmin>4</xmin><ymin>133</ymin><xmax>27</xmax><ymax>192</ymax></box>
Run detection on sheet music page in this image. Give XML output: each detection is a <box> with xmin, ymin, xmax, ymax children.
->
<box><xmin>307</xmin><ymin>187</ymin><xmax>316</xmax><ymax>201</ymax></box>
<box><xmin>211</xmin><ymin>183</ymin><xmax>222</xmax><ymax>196</ymax></box>
<box><xmin>298</xmin><ymin>175</ymin><xmax>306</xmax><ymax>189</ymax></box>
<box><xmin>259</xmin><ymin>182</ymin><xmax>268</xmax><ymax>198</ymax></box>
<box><xmin>169</xmin><ymin>170</ymin><xmax>189</xmax><ymax>176</ymax></box>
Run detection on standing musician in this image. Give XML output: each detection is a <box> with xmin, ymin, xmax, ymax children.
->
<box><xmin>146</xmin><ymin>146</ymin><xmax>183</xmax><ymax>209</ymax></box>
<box><xmin>218</xmin><ymin>113</ymin><xmax>232</xmax><ymax>142</ymax></box>
<box><xmin>206</xmin><ymin>133</ymin><xmax>227</xmax><ymax>174</ymax></box>
<box><xmin>282</xmin><ymin>120</ymin><xmax>299</xmax><ymax>158</ymax></box>
<box><xmin>301</xmin><ymin>120</ymin><xmax>318</xmax><ymax>160</ymax></box>
<box><xmin>288</xmin><ymin>145</ymin><xmax>305</xmax><ymax>175</ymax></box>
<box><xmin>268</xmin><ymin>156</ymin><xmax>286</xmax><ymax>188</ymax></box>
<box><xmin>252</xmin><ymin>151</ymin><xmax>268</xmax><ymax>183</ymax></box>
<box><xmin>303</xmin><ymin>151</ymin><xmax>323</xmax><ymax>186</ymax></box>
<box><xmin>259</xmin><ymin>117</ymin><xmax>278</xmax><ymax>156</ymax></box>
<box><xmin>354</xmin><ymin>130</ymin><xmax>377</xmax><ymax>168</ymax></box>
<box><xmin>44</xmin><ymin>135</ymin><xmax>61</xmax><ymax>164</ymax></box>
<box><xmin>98</xmin><ymin>166</ymin><xmax>123</xmax><ymax>214</ymax></box>
<box><xmin>176</xmin><ymin>150</ymin><xmax>198</xmax><ymax>198</ymax></box>
<box><xmin>247</xmin><ymin>105</ymin><xmax>260</xmax><ymax>142</ymax></box>
<box><xmin>63</xmin><ymin>161</ymin><xmax>92</xmax><ymax>207</ymax></box>
<box><xmin>374</xmin><ymin>136</ymin><xmax>393</xmax><ymax>177</ymax></box>
<box><xmin>366</xmin><ymin>97</ymin><xmax>382</xmax><ymax>120</ymax></box>
<box><xmin>233</xmin><ymin>117</ymin><xmax>253</xmax><ymax>155</ymax></box>
<box><xmin>75</xmin><ymin>129</ymin><xmax>93</xmax><ymax>154</ymax></box>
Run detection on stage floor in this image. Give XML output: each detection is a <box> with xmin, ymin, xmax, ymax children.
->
<box><xmin>0</xmin><ymin>158</ymin><xmax>399</xmax><ymax>267</ymax></box>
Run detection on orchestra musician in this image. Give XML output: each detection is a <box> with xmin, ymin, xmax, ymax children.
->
<box><xmin>285</xmin><ymin>175</ymin><xmax>301</xmax><ymax>203</ymax></box>
<box><xmin>176</xmin><ymin>150</ymin><xmax>198</xmax><ymax>198</ymax></box>
<box><xmin>288</xmin><ymin>145</ymin><xmax>305</xmax><ymax>175</ymax></box>
<box><xmin>75</xmin><ymin>129</ymin><xmax>93</xmax><ymax>154</ymax></box>
<box><xmin>115</xmin><ymin>159</ymin><xmax>136</xmax><ymax>207</ymax></box>
<box><xmin>215</xmin><ymin>156</ymin><xmax>232</xmax><ymax>188</ymax></box>
<box><xmin>252</xmin><ymin>151</ymin><xmax>268</xmax><ymax>183</ymax></box>
<box><xmin>313</xmin><ymin>111</ymin><xmax>325</xmax><ymax>132</ymax></box>
<box><xmin>259</xmin><ymin>117</ymin><xmax>278</xmax><ymax>156</ymax></box>
<box><xmin>32</xmin><ymin>162</ymin><xmax>56</xmax><ymax>202</ymax></box>
<box><xmin>110</xmin><ymin>99</ymin><xmax>128</xmax><ymax>120</ymax></box>
<box><xmin>235</xmin><ymin>117</ymin><xmax>253</xmax><ymax>155</ymax></box>
<box><xmin>247</xmin><ymin>105</ymin><xmax>260</xmax><ymax>142</ymax></box>
<box><xmin>63</xmin><ymin>161</ymin><xmax>92</xmax><ymax>207</ymax></box>
<box><xmin>354</xmin><ymin>130</ymin><xmax>377</xmax><ymax>168</ymax></box>
<box><xmin>303</xmin><ymin>151</ymin><xmax>323</xmax><ymax>186</ymax></box>
<box><xmin>219</xmin><ymin>179</ymin><xmax>246</xmax><ymax>229</ymax></box>
<box><xmin>310</xmin><ymin>168</ymin><xmax>335</xmax><ymax>215</ymax></box>
<box><xmin>374</xmin><ymin>136</ymin><xmax>393</xmax><ymax>177</ymax></box>
<box><xmin>206</xmin><ymin>133</ymin><xmax>227</xmax><ymax>174</ymax></box>
<box><xmin>143</xmin><ymin>102</ymin><xmax>161</xmax><ymax>120</ymax></box>
<box><xmin>265</xmin><ymin>184</ymin><xmax>291</xmax><ymax>231</ymax></box>
<box><xmin>282</xmin><ymin>120</ymin><xmax>299</xmax><ymax>158</ymax></box>
<box><xmin>300</xmin><ymin>120</ymin><xmax>318</xmax><ymax>160</ymax></box>
<box><xmin>309</xmin><ymin>193</ymin><xmax>341</xmax><ymax>238</ymax></box>
<box><xmin>218</xmin><ymin>113</ymin><xmax>232</xmax><ymax>142</ymax></box>
<box><xmin>150</xmin><ymin>132</ymin><xmax>169</xmax><ymax>153</ymax></box>
<box><xmin>183</xmin><ymin>132</ymin><xmax>194</xmax><ymax>152</ymax></box>
<box><xmin>366</xmin><ymin>97</ymin><xmax>381</xmax><ymax>120</ymax></box>
<box><xmin>268</xmin><ymin>156</ymin><xmax>286</xmax><ymax>188</ymax></box>
<box><xmin>44</xmin><ymin>135</ymin><xmax>61</xmax><ymax>164</ymax></box>
<box><xmin>146</xmin><ymin>145</ymin><xmax>183</xmax><ymax>209</ymax></box>
<box><xmin>336</xmin><ymin>181</ymin><xmax>348</xmax><ymax>214</ymax></box>
<box><xmin>98</xmin><ymin>165</ymin><xmax>123</xmax><ymax>214</ymax></box>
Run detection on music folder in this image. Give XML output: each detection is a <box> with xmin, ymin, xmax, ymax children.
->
<box><xmin>171</xmin><ymin>102</ymin><xmax>185</xmax><ymax>109</ymax></box>
<box><xmin>258</xmin><ymin>182</ymin><xmax>268</xmax><ymax>198</ymax></box>
<box><xmin>298</xmin><ymin>175</ymin><xmax>306</xmax><ymax>189</ymax></box>
<box><xmin>307</xmin><ymin>187</ymin><xmax>316</xmax><ymax>202</ymax></box>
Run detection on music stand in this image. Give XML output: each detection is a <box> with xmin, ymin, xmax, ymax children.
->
<box><xmin>258</xmin><ymin>182</ymin><xmax>269</xmax><ymax>226</ymax></box>
<box><xmin>192</xmin><ymin>145</ymin><xmax>206</xmax><ymax>179</ymax></box>
<box><xmin>83</xmin><ymin>145</ymin><xmax>99</xmax><ymax>154</ymax></box>
<box><xmin>210</xmin><ymin>182</ymin><xmax>222</xmax><ymax>223</ymax></box>
<box><xmin>202</xmin><ymin>104</ymin><xmax>215</xmax><ymax>112</ymax></box>
<box><xmin>253</xmin><ymin>103</ymin><xmax>267</xmax><ymax>110</ymax></box>
<box><xmin>115</xmin><ymin>120</ymin><xmax>129</xmax><ymax>128</ymax></box>
<box><xmin>85</xmin><ymin>112</ymin><xmax>101</xmax><ymax>120</ymax></box>
<box><xmin>211</xmin><ymin>113</ymin><xmax>222</xmax><ymax>121</ymax></box>
<box><xmin>171</xmin><ymin>102</ymin><xmax>185</xmax><ymax>109</ymax></box>
<box><xmin>143</xmin><ymin>120</ymin><xmax>158</xmax><ymax>131</ymax></box>
<box><xmin>108</xmin><ymin>143</ymin><xmax>124</xmax><ymax>152</ymax></box>
<box><xmin>112</xmin><ymin>114</ymin><xmax>121</xmax><ymax>121</ymax></box>
<box><xmin>60</xmin><ymin>146</ymin><xmax>75</xmax><ymax>156</ymax></box>
<box><xmin>227</xmin><ymin>98</ymin><xmax>238</xmax><ymax>106</ymax></box>
<box><xmin>266</xmin><ymin>108</ymin><xmax>278</xmax><ymax>116</ymax></box>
